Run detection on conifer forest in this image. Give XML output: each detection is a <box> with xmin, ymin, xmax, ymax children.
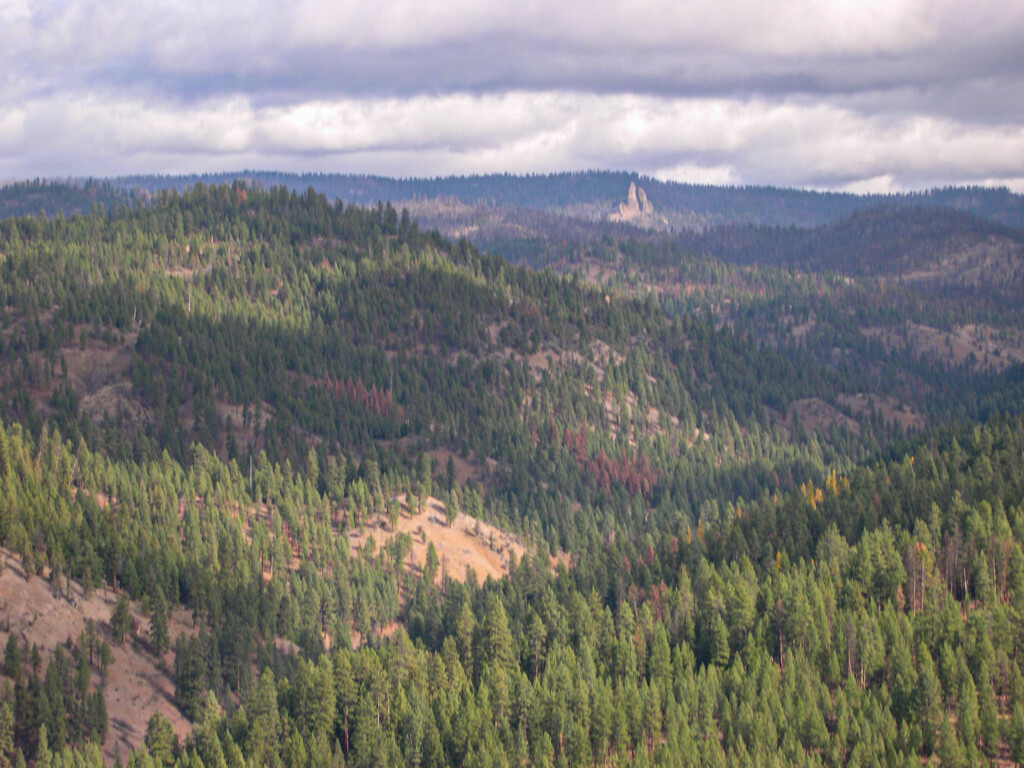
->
<box><xmin>3</xmin><ymin>176</ymin><xmax>1024</xmax><ymax>767</ymax></box>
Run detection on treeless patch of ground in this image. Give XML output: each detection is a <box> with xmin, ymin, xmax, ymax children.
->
<box><xmin>549</xmin><ymin>551</ymin><xmax>572</xmax><ymax>571</ymax></box>
<box><xmin>349</xmin><ymin>495</ymin><xmax>528</xmax><ymax>584</ymax></box>
<box><xmin>486</xmin><ymin>320</ymin><xmax>510</xmax><ymax>346</ymax></box>
<box><xmin>79</xmin><ymin>382</ymin><xmax>148</xmax><ymax>426</ymax></box>
<box><xmin>0</xmin><ymin>551</ymin><xmax>192</xmax><ymax>763</ymax></box>
<box><xmin>60</xmin><ymin>333</ymin><xmax>136</xmax><ymax>390</ymax></box>
<box><xmin>426</xmin><ymin>449</ymin><xmax>481</xmax><ymax>487</ymax></box>
<box><xmin>838</xmin><ymin>393</ymin><xmax>926</xmax><ymax>432</ymax></box>
<box><xmin>789</xmin><ymin>398</ymin><xmax>861</xmax><ymax>436</ymax></box>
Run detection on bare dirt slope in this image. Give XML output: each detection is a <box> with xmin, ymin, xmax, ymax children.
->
<box><xmin>350</xmin><ymin>495</ymin><xmax>527</xmax><ymax>584</ymax></box>
<box><xmin>838</xmin><ymin>393</ymin><xmax>926</xmax><ymax>431</ymax></box>
<box><xmin>425</xmin><ymin>449</ymin><xmax>482</xmax><ymax>487</ymax></box>
<box><xmin>0</xmin><ymin>552</ymin><xmax>191</xmax><ymax>763</ymax></box>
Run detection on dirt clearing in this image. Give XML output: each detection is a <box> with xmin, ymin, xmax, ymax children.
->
<box><xmin>350</xmin><ymin>495</ymin><xmax>528</xmax><ymax>584</ymax></box>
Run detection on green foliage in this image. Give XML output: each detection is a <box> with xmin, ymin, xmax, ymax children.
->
<box><xmin>149</xmin><ymin>595</ymin><xmax>170</xmax><ymax>658</ymax></box>
<box><xmin>111</xmin><ymin>595</ymin><xmax>132</xmax><ymax>648</ymax></box>
<box><xmin>1</xmin><ymin>182</ymin><xmax>1023</xmax><ymax>767</ymax></box>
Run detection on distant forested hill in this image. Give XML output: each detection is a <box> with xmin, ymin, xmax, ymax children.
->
<box><xmin>113</xmin><ymin>170</ymin><xmax>1024</xmax><ymax>229</ymax></box>
<box><xmin>0</xmin><ymin>179</ymin><xmax>132</xmax><ymax>219</ymax></box>
<box><xmin>680</xmin><ymin>204</ymin><xmax>1024</xmax><ymax>278</ymax></box>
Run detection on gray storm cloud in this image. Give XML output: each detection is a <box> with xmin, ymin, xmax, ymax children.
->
<box><xmin>2</xmin><ymin>0</ymin><xmax>1024</xmax><ymax>189</ymax></box>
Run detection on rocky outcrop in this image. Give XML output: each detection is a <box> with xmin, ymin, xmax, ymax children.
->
<box><xmin>609</xmin><ymin>182</ymin><xmax>665</xmax><ymax>228</ymax></box>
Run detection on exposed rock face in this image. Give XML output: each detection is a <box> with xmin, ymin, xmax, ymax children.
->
<box><xmin>609</xmin><ymin>182</ymin><xmax>664</xmax><ymax>227</ymax></box>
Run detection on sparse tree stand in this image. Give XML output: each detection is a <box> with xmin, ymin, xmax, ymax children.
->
<box><xmin>111</xmin><ymin>594</ymin><xmax>132</xmax><ymax>648</ymax></box>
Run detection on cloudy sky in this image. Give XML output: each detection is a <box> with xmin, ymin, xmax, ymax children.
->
<box><xmin>3</xmin><ymin>0</ymin><xmax>1024</xmax><ymax>191</ymax></box>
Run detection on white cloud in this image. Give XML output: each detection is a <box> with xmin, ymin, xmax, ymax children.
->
<box><xmin>654</xmin><ymin>164</ymin><xmax>737</xmax><ymax>186</ymax></box>
<box><xmin>7</xmin><ymin>0</ymin><xmax>1023</xmax><ymax>98</ymax></box>
<box><xmin>2</xmin><ymin>0</ymin><xmax>1024</xmax><ymax>188</ymax></box>
<box><xmin>1</xmin><ymin>88</ymin><xmax>1023</xmax><ymax>191</ymax></box>
<box><xmin>832</xmin><ymin>174</ymin><xmax>901</xmax><ymax>195</ymax></box>
<box><xmin>254</xmin><ymin>93</ymin><xmax>572</xmax><ymax>154</ymax></box>
<box><xmin>0</xmin><ymin>0</ymin><xmax>29</xmax><ymax>22</ymax></box>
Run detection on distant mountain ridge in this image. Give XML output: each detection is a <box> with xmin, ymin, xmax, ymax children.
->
<box><xmin>2</xmin><ymin>172</ymin><xmax>1023</xmax><ymax>232</ymax></box>
<box><xmin>111</xmin><ymin>170</ymin><xmax>1024</xmax><ymax>230</ymax></box>
<box><xmin>4</xmin><ymin>176</ymin><xmax>1022</xmax><ymax>299</ymax></box>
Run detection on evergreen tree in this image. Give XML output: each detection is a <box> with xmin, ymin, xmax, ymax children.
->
<box><xmin>111</xmin><ymin>595</ymin><xmax>132</xmax><ymax>648</ymax></box>
<box><xmin>150</xmin><ymin>595</ymin><xmax>170</xmax><ymax>658</ymax></box>
<box><xmin>1010</xmin><ymin>702</ymin><xmax>1024</xmax><ymax>767</ymax></box>
<box><xmin>955</xmin><ymin>662</ymin><xmax>980</xmax><ymax>761</ymax></box>
<box><xmin>978</xmin><ymin>674</ymin><xmax>1000</xmax><ymax>759</ymax></box>
<box><xmin>938</xmin><ymin>715</ymin><xmax>965</xmax><ymax>768</ymax></box>
<box><xmin>144</xmin><ymin>713</ymin><xmax>177</xmax><ymax>767</ymax></box>
<box><xmin>913</xmin><ymin>644</ymin><xmax>943</xmax><ymax>755</ymax></box>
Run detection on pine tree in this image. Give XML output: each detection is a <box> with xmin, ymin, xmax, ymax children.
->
<box><xmin>34</xmin><ymin>726</ymin><xmax>52</xmax><ymax>768</ymax></box>
<box><xmin>455</xmin><ymin>601</ymin><xmax>476</xmax><ymax>673</ymax></box>
<box><xmin>150</xmin><ymin>595</ymin><xmax>170</xmax><ymax>658</ymax></box>
<box><xmin>2</xmin><ymin>638</ymin><xmax>20</xmax><ymax>683</ymax></box>
<box><xmin>978</xmin><ymin>675</ymin><xmax>1000</xmax><ymax>759</ymax></box>
<box><xmin>711</xmin><ymin>614</ymin><xmax>730</xmax><ymax>667</ymax></box>
<box><xmin>292</xmin><ymin>657</ymin><xmax>335</xmax><ymax>739</ymax></box>
<box><xmin>145</xmin><ymin>713</ymin><xmax>178</xmax><ymax>767</ymax></box>
<box><xmin>445</xmin><ymin>490</ymin><xmax>459</xmax><ymax>528</ymax></box>
<box><xmin>98</xmin><ymin>642</ymin><xmax>113</xmax><ymax>686</ymax></box>
<box><xmin>244</xmin><ymin>669</ymin><xmax>281</xmax><ymax>765</ymax></box>
<box><xmin>483</xmin><ymin>598</ymin><xmax>515</xmax><ymax>674</ymax></box>
<box><xmin>445</xmin><ymin>455</ymin><xmax>456</xmax><ymax>492</ymax></box>
<box><xmin>424</xmin><ymin>542</ymin><xmax>440</xmax><ymax>584</ymax></box>
<box><xmin>938</xmin><ymin>715</ymin><xmax>965</xmax><ymax>768</ymax></box>
<box><xmin>526</xmin><ymin>612</ymin><xmax>547</xmax><ymax>679</ymax></box>
<box><xmin>956</xmin><ymin>662</ymin><xmax>979</xmax><ymax>761</ymax></box>
<box><xmin>913</xmin><ymin>644</ymin><xmax>943</xmax><ymax>755</ymax></box>
<box><xmin>111</xmin><ymin>594</ymin><xmax>132</xmax><ymax>648</ymax></box>
<box><xmin>332</xmin><ymin>651</ymin><xmax>357</xmax><ymax>754</ymax></box>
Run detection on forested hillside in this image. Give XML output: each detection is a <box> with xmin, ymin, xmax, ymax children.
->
<box><xmin>473</xmin><ymin>198</ymin><xmax>1024</xmax><ymax>429</ymax></box>
<box><xmin>2</xmin><ymin>183</ymin><xmax>1024</xmax><ymax>766</ymax></box>
<box><xmin>672</xmin><ymin>205</ymin><xmax>1024</xmax><ymax>282</ymax></box>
